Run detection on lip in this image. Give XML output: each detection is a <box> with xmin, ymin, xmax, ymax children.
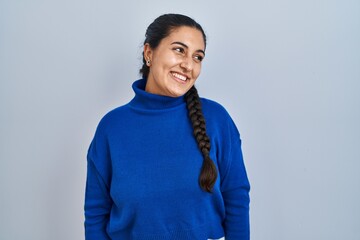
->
<box><xmin>170</xmin><ymin>71</ymin><xmax>190</xmax><ymax>83</ymax></box>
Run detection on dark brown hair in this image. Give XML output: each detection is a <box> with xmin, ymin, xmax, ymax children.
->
<box><xmin>140</xmin><ymin>14</ymin><xmax>217</xmax><ymax>192</ymax></box>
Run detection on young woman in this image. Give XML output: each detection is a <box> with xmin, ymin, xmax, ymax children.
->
<box><xmin>84</xmin><ymin>13</ymin><xmax>250</xmax><ymax>240</ymax></box>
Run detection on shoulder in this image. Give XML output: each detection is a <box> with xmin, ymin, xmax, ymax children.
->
<box><xmin>200</xmin><ymin>98</ymin><xmax>233</xmax><ymax>122</ymax></box>
<box><xmin>200</xmin><ymin>97</ymin><xmax>240</xmax><ymax>138</ymax></box>
<box><xmin>94</xmin><ymin>103</ymin><xmax>131</xmax><ymax>136</ymax></box>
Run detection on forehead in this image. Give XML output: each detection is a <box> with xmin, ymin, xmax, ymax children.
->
<box><xmin>162</xmin><ymin>26</ymin><xmax>205</xmax><ymax>50</ymax></box>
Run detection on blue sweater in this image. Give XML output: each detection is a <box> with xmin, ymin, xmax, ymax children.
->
<box><xmin>85</xmin><ymin>79</ymin><xmax>250</xmax><ymax>240</ymax></box>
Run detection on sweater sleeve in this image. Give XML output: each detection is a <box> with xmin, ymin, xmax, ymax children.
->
<box><xmin>84</xmin><ymin>124</ymin><xmax>113</xmax><ymax>240</ymax></box>
<box><xmin>219</xmin><ymin>120</ymin><xmax>250</xmax><ymax>240</ymax></box>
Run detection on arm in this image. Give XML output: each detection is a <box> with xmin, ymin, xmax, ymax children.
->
<box><xmin>220</xmin><ymin>121</ymin><xmax>250</xmax><ymax>240</ymax></box>
<box><xmin>84</xmin><ymin>120</ymin><xmax>113</xmax><ymax>240</ymax></box>
<box><xmin>221</xmin><ymin>137</ymin><xmax>250</xmax><ymax>240</ymax></box>
<box><xmin>84</xmin><ymin>157</ymin><xmax>112</xmax><ymax>240</ymax></box>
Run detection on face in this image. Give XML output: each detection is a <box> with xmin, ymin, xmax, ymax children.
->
<box><xmin>144</xmin><ymin>26</ymin><xmax>205</xmax><ymax>97</ymax></box>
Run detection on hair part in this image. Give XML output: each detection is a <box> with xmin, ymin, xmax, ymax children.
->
<box><xmin>140</xmin><ymin>14</ymin><xmax>217</xmax><ymax>192</ymax></box>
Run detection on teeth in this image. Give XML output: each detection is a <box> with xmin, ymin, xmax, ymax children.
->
<box><xmin>172</xmin><ymin>72</ymin><xmax>187</xmax><ymax>81</ymax></box>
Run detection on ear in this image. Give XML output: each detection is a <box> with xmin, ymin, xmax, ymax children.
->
<box><xmin>143</xmin><ymin>43</ymin><xmax>153</xmax><ymax>62</ymax></box>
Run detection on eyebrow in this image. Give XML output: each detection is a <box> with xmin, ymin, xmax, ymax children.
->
<box><xmin>171</xmin><ymin>41</ymin><xmax>205</xmax><ymax>56</ymax></box>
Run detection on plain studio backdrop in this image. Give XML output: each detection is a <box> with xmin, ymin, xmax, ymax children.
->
<box><xmin>0</xmin><ymin>0</ymin><xmax>359</xmax><ymax>239</ymax></box>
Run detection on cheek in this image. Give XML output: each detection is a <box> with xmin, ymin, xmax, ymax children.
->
<box><xmin>157</xmin><ymin>52</ymin><xmax>179</xmax><ymax>68</ymax></box>
<box><xmin>167</xmin><ymin>56</ymin><xmax>182</xmax><ymax>67</ymax></box>
<box><xmin>193</xmin><ymin>64</ymin><xmax>202</xmax><ymax>78</ymax></box>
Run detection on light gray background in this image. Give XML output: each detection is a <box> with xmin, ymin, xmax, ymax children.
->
<box><xmin>1</xmin><ymin>0</ymin><xmax>359</xmax><ymax>239</ymax></box>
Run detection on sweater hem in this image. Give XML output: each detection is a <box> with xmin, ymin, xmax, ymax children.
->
<box><xmin>108</xmin><ymin>224</ymin><xmax>224</xmax><ymax>240</ymax></box>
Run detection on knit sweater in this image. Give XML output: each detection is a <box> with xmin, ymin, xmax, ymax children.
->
<box><xmin>84</xmin><ymin>79</ymin><xmax>250</xmax><ymax>240</ymax></box>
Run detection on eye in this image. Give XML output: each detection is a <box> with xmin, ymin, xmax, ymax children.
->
<box><xmin>173</xmin><ymin>47</ymin><xmax>185</xmax><ymax>53</ymax></box>
<box><xmin>194</xmin><ymin>55</ymin><xmax>204</xmax><ymax>62</ymax></box>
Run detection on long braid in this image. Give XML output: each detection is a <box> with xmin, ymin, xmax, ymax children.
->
<box><xmin>185</xmin><ymin>86</ymin><xmax>218</xmax><ymax>193</ymax></box>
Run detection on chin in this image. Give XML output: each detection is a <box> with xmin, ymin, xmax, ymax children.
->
<box><xmin>169</xmin><ymin>86</ymin><xmax>192</xmax><ymax>97</ymax></box>
<box><xmin>168</xmin><ymin>91</ymin><xmax>184</xmax><ymax>97</ymax></box>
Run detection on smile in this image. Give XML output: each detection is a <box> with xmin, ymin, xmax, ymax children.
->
<box><xmin>171</xmin><ymin>72</ymin><xmax>188</xmax><ymax>81</ymax></box>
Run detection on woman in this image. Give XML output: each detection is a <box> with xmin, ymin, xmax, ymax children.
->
<box><xmin>84</xmin><ymin>13</ymin><xmax>250</xmax><ymax>240</ymax></box>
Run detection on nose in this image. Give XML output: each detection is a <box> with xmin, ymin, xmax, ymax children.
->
<box><xmin>180</xmin><ymin>57</ymin><xmax>193</xmax><ymax>72</ymax></box>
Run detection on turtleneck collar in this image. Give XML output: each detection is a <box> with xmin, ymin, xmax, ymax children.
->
<box><xmin>129</xmin><ymin>79</ymin><xmax>186</xmax><ymax>110</ymax></box>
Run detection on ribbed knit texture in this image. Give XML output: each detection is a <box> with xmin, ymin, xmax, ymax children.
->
<box><xmin>84</xmin><ymin>79</ymin><xmax>250</xmax><ymax>240</ymax></box>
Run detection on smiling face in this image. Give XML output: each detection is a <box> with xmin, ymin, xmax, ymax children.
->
<box><xmin>144</xmin><ymin>26</ymin><xmax>206</xmax><ymax>97</ymax></box>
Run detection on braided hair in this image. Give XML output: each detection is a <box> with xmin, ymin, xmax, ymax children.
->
<box><xmin>140</xmin><ymin>14</ymin><xmax>218</xmax><ymax>192</ymax></box>
<box><xmin>185</xmin><ymin>86</ymin><xmax>218</xmax><ymax>192</ymax></box>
